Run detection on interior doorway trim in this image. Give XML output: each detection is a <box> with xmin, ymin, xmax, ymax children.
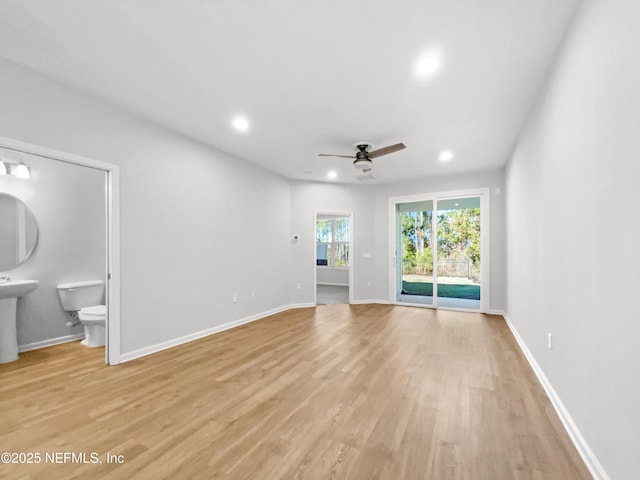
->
<box><xmin>0</xmin><ymin>136</ymin><xmax>121</xmax><ymax>365</ymax></box>
<box><xmin>314</xmin><ymin>210</ymin><xmax>354</xmax><ymax>305</ymax></box>
<box><xmin>388</xmin><ymin>187</ymin><xmax>490</xmax><ymax>312</ymax></box>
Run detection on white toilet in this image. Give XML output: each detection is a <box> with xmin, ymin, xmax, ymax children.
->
<box><xmin>56</xmin><ymin>280</ymin><xmax>106</xmax><ymax>347</ymax></box>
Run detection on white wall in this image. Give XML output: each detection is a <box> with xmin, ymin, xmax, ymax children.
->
<box><xmin>290</xmin><ymin>181</ymin><xmax>376</xmax><ymax>304</ymax></box>
<box><xmin>0</xmin><ymin>149</ymin><xmax>106</xmax><ymax>347</ymax></box>
<box><xmin>316</xmin><ymin>267</ymin><xmax>349</xmax><ymax>286</ymax></box>
<box><xmin>290</xmin><ymin>169</ymin><xmax>506</xmax><ymax>310</ymax></box>
<box><xmin>505</xmin><ymin>1</ymin><xmax>640</xmax><ymax>478</ymax></box>
<box><xmin>0</xmin><ymin>58</ymin><xmax>292</xmax><ymax>357</ymax></box>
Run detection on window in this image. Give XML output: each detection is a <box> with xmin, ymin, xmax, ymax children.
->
<box><xmin>316</xmin><ymin>217</ymin><xmax>349</xmax><ymax>267</ymax></box>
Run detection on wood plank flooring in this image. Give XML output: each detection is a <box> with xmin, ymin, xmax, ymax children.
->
<box><xmin>0</xmin><ymin>304</ymin><xmax>591</xmax><ymax>479</ymax></box>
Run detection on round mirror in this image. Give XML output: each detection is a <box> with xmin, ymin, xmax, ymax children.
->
<box><xmin>0</xmin><ymin>193</ymin><xmax>39</xmax><ymax>271</ymax></box>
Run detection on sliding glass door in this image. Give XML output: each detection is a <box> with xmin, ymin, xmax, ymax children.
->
<box><xmin>392</xmin><ymin>190</ymin><xmax>487</xmax><ymax>311</ymax></box>
<box><xmin>396</xmin><ymin>200</ymin><xmax>434</xmax><ymax>306</ymax></box>
<box><xmin>435</xmin><ymin>197</ymin><xmax>481</xmax><ymax>309</ymax></box>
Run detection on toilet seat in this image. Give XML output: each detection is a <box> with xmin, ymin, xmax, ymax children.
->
<box><xmin>78</xmin><ymin>305</ymin><xmax>106</xmax><ymax>321</ymax></box>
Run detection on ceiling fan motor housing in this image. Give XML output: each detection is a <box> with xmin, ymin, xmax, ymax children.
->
<box><xmin>354</xmin><ymin>142</ymin><xmax>373</xmax><ymax>152</ymax></box>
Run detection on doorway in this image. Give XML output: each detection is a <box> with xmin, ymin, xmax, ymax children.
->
<box><xmin>314</xmin><ymin>211</ymin><xmax>353</xmax><ymax>305</ymax></box>
<box><xmin>390</xmin><ymin>189</ymin><xmax>489</xmax><ymax>311</ymax></box>
<box><xmin>0</xmin><ymin>136</ymin><xmax>120</xmax><ymax>364</ymax></box>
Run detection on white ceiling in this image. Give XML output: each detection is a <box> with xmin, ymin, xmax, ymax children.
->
<box><xmin>0</xmin><ymin>0</ymin><xmax>580</xmax><ymax>184</ymax></box>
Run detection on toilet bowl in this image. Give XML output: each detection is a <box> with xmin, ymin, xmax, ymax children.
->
<box><xmin>78</xmin><ymin>305</ymin><xmax>106</xmax><ymax>347</ymax></box>
<box><xmin>56</xmin><ymin>280</ymin><xmax>107</xmax><ymax>348</ymax></box>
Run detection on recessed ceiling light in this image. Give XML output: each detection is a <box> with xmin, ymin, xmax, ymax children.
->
<box><xmin>414</xmin><ymin>49</ymin><xmax>442</xmax><ymax>80</ymax></box>
<box><xmin>231</xmin><ymin>115</ymin><xmax>250</xmax><ymax>133</ymax></box>
<box><xmin>327</xmin><ymin>170</ymin><xmax>337</xmax><ymax>179</ymax></box>
<box><xmin>438</xmin><ymin>150</ymin><xmax>454</xmax><ymax>162</ymax></box>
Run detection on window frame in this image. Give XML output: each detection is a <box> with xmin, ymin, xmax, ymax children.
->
<box><xmin>316</xmin><ymin>216</ymin><xmax>350</xmax><ymax>268</ymax></box>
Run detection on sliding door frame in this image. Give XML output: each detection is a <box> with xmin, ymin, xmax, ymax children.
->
<box><xmin>388</xmin><ymin>187</ymin><xmax>490</xmax><ymax>312</ymax></box>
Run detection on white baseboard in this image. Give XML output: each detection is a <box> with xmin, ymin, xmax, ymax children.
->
<box><xmin>502</xmin><ymin>313</ymin><xmax>609</xmax><ymax>480</ymax></box>
<box><xmin>288</xmin><ymin>302</ymin><xmax>316</xmax><ymax>309</ymax></box>
<box><xmin>120</xmin><ymin>303</ymin><xmax>315</xmax><ymax>363</ymax></box>
<box><xmin>19</xmin><ymin>333</ymin><xmax>85</xmax><ymax>353</ymax></box>
<box><xmin>350</xmin><ymin>299</ymin><xmax>390</xmax><ymax>305</ymax></box>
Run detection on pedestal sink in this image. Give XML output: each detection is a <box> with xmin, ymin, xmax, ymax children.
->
<box><xmin>0</xmin><ymin>280</ymin><xmax>39</xmax><ymax>363</ymax></box>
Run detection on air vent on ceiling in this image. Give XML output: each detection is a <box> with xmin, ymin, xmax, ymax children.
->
<box><xmin>356</xmin><ymin>174</ymin><xmax>376</xmax><ymax>181</ymax></box>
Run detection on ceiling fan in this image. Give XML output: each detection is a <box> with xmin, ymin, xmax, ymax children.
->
<box><xmin>318</xmin><ymin>142</ymin><xmax>406</xmax><ymax>172</ymax></box>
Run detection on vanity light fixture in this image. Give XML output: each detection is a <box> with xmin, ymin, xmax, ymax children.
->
<box><xmin>15</xmin><ymin>162</ymin><xmax>30</xmax><ymax>179</ymax></box>
<box><xmin>0</xmin><ymin>158</ymin><xmax>31</xmax><ymax>179</ymax></box>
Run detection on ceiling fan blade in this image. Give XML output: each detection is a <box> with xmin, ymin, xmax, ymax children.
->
<box><xmin>317</xmin><ymin>153</ymin><xmax>356</xmax><ymax>159</ymax></box>
<box><xmin>368</xmin><ymin>142</ymin><xmax>406</xmax><ymax>158</ymax></box>
<box><xmin>362</xmin><ymin>167</ymin><xmax>372</xmax><ymax>173</ymax></box>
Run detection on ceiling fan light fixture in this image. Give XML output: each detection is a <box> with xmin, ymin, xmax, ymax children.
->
<box><xmin>319</xmin><ymin>141</ymin><xmax>404</xmax><ymax>174</ymax></box>
<box><xmin>353</xmin><ymin>158</ymin><xmax>373</xmax><ymax>170</ymax></box>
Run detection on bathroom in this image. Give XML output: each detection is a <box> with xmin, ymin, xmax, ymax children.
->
<box><xmin>0</xmin><ymin>146</ymin><xmax>107</xmax><ymax>361</ymax></box>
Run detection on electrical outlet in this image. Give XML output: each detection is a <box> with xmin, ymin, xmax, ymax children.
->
<box><xmin>251</xmin><ymin>291</ymin><xmax>255</xmax><ymax>298</ymax></box>
<box><xmin>232</xmin><ymin>294</ymin><xmax>238</xmax><ymax>303</ymax></box>
<box><xmin>547</xmin><ymin>333</ymin><xmax>553</xmax><ymax>350</ymax></box>
<box><xmin>367</xmin><ymin>280</ymin><xmax>372</xmax><ymax>287</ymax></box>
<box><xmin>296</xmin><ymin>282</ymin><xmax>301</xmax><ymax>290</ymax></box>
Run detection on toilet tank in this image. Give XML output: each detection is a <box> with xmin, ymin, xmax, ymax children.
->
<box><xmin>56</xmin><ymin>280</ymin><xmax>105</xmax><ymax>311</ymax></box>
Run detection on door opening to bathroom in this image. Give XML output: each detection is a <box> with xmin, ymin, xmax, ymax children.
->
<box><xmin>0</xmin><ymin>137</ymin><xmax>120</xmax><ymax>365</ymax></box>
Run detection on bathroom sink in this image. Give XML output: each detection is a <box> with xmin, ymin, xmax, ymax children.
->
<box><xmin>0</xmin><ymin>280</ymin><xmax>39</xmax><ymax>299</ymax></box>
<box><xmin>0</xmin><ymin>280</ymin><xmax>39</xmax><ymax>363</ymax></box>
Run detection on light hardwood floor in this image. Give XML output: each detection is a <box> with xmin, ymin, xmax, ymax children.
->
<box><xmin>0</xmin><ymin>305</ymin><xmax>591</xmax><ymax>479</ymax></box>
